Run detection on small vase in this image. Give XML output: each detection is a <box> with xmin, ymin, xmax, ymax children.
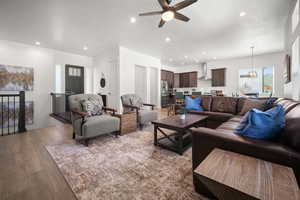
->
<box><xmin>180</xmin><ymin>114</ymin><xmax>186</xmax><ymax>120</ymax></box>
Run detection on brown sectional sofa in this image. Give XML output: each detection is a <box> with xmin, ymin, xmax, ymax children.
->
<box><xmin>189</xmin><ymin>96</ymin><xmax>300</xmax><ymax>197</ymax></box>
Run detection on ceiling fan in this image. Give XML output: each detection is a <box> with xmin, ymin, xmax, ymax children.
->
<box><xmin>139</xmin><ymin>0</ymin><xmax>198</xmax><ymax>28</ymax></box>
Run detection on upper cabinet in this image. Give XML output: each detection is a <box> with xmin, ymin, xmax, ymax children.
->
<box><xmin>177</xmin><ymin>71</ymin><xmax>198</xmax><ymax>88</ymax></box>
<box><xmin>211</xmin><ymin>68</ymin><xmax>226</xmax><ymax>87</ymax></box>
<box><xmin>174</xmin><ymin>73</ymin><xmax>180</xmax><ymax>88</ymax></box>
<box><xmin>189</xmin><ymin>72</ymin><xmax>198</xmax><ymax>87</ymax></box>
<box><xmin>162</xmin><ymin>70</ymin><xmax>198</xmax><ymax>88</ymax></box>
<box><xmin>161</xmin><ymin>70</ymin><xmax>174</xmax><ymax>88</ymax></box>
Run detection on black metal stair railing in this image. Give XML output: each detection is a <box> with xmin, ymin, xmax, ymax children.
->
<box><xmin>0</xmin><ymin>91</ymin><xmax>26</xmax><ymax>136</ymax></box>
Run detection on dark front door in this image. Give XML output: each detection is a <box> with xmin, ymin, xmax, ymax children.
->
<box><xmin>65</xmin><ymin>65</ymin><xmax>84</xmax><ymax>111</ymax></box>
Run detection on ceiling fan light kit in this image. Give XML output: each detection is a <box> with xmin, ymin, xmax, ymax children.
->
<box><xmin>162</xmin><ymin>10</ymin><xmax>175</xmax><ymax>21</ymax></box>
<box><xmin>139</xmin><ymin>0</ymin><xmax>198</xmax><ymax>28</ymax></box>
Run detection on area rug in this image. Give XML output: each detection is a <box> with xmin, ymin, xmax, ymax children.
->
<box><xmin>46</xmin><ymin>127</ymin><xmax>206</xmax><ymax>200</ymax></box>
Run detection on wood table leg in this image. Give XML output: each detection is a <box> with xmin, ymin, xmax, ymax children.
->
<box><xmin>154</xmin><ymin>125</ymin><xmax>158</xmax><ymax>146</ymax></box>
<box><xmin>178</xmin><ymin>131</ymin><xmax>183</xmax><ymax>155</ymax></box>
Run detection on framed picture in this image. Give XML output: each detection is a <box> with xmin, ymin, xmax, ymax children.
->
<box><xmin>284</xmin><ymin>55</ymin><xmax>291</xmax><ymax>84</ymax></box>
<box><xmin>0</xmin><ymin>65</ymin><xmax>34</xmax><ymax>91</ymax></box>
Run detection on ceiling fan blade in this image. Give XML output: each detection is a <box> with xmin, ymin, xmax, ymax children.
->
<box><xmin>174</xmin><ymin>12</ymin><xmax>190</xmax><ymax>22</ymax></box>
<box><xmin>158</xmin><ymin>0</ymin><xmax>169</xmax><ymax>9</ymax></box>
<box><xmin>158</xmin><ymin>19</ymin><xmax>166</xmax><ymax>28</ymax></box>
<box><xmin>139</xmin><ymin>11</ymin><xmax>163</xmax><ymax>16</ymax></box>
<box><xmin>173</xmin><ymin>0</ymin><xmax>198</xmax><ymax>11</ymax></box>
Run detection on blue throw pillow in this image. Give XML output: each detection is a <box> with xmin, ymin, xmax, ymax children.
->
<box><xmin>234</xmin><ymin>104</ymin><xmax>285</xmax><ymax>140</ymax></box>
<box><xmin>185</xmin><ymin>96</ymin><xmax>203</xmax><ymax>111</ymax></box>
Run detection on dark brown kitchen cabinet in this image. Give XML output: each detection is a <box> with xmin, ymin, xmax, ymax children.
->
<box><xmin>161</xmin><ymin>70</ymin><xmax>167</xmax><ymax>81</ymax></box>
<box><xmin>177</xmin><ymin>72</ymin><xmax>197</xmax><ymax>88</ymax></box>
<box><xmin>211</xmin><ymin>68</ymin><xmax>226</xmax><ymax>87</ymax></box>
<box><xmin>189</xmin><ymin>72</ymin><xmax>198</xmax><ymax>87</ymax></box>
<box><xmin>166</xmin><ymin>71</ymin><xmax>174</xmax><ymax>88</ymax></box>
<box><xmin>174</xmin><ymin>73</ymin><xmax>180</xmax><ymax>88</ymax></box>
<box><xmin>180</xmin><ymin>73</ymin><xmax>190</xmax><ymax>88</ymax></box>
<box><xmin>161</xmin><ymin>70</ymin><xmax>174</xmax><ymax>88</ymax></box>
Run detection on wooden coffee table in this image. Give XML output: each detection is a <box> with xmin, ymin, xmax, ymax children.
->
<box><xmin>194</xmin><ymin>148</ymin><xmax>300</xmax><ymax>200</ymax></box>
<box><xmin>152</xmin><ymin>114</ymin><xmax>208</xmax><ymax>155</ymax></box>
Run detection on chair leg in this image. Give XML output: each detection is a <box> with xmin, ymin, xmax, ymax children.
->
<box><xmin>84</xmin><ymin>139</ymin><xmax>89</xmax><ymax>147</ymax></box>
<box><xmin>114</xmin><ymin>131</ymin><xmax>120</xmax><ymax>138</ymax></box>
<box><xmin>72</xmin><ymin>131</ymin><xmax>76</xmax><ymax>139</ymax></box>
<box><xmin>139</xmin><ymin>124</ymin><xmax>144</xmax><ymax>130</ymax></box>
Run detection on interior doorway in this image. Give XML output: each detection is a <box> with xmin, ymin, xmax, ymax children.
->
<box><xmin>65</xmin><ymin>65</ymin><xmax>84</xmax><ymax>111</ymax></box>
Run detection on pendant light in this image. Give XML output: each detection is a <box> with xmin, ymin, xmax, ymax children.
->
<box><xmin>249</xmin><ymin>46</ymin><xmax>257</xmax><ymax>78</ymax></box>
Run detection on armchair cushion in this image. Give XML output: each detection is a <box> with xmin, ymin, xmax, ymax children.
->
<box><xmin>74</xmin><ymin>114</ymin><xmax>120</xmax><ymax>138</ymax></box>
<box><xmin>130</xmin><ymin>95</ymin><xmax>143</xmax><ymax>108</ymax></box>
<box><xmin>81</xmin><ymin>99</ymin><xmax>103</xmax><ymax>116</ymax></box>
<box><xmin>69</xmin><ymin>94</ymin><xmax>103</xmax><ymax>112</ymax></box>
<box><xmin>138</xmin><ymin>109</ymin><xmax>158</xmax><ymax>124</ymax></box>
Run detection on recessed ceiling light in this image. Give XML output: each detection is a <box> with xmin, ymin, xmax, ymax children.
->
<box><xmin>213</xmin><ymin>57</ymin><xmax>217</xmax><ymax>60</ymax></box>
<box><xmin>35</xmin><ymin>41</ymin><xmax>40</xmax><ymax>46</ymax></box>
<box><xmin>165</xmin><ymin>37</ymin><xmax>171</xmax><ymax>42</ymax></box>
<box><xmin>130</xmin><ymin>17</ymin><xmax>136</xmax><ymax>23</ymax></box>
<box><xmin>202</xmin><ymin>51</ymin><xmax>207</xmax><ymax>55</ymax></box>
<box><xmin>184</xmin><ymin>55</ymin><xmax>188</xmax><ymax>59</ymax></box>
<box><xmin>240</xmin><ymin>12</ymin><xmax>246</xmax><ymax>17</ymax></box>
<box><xmin>169</xmin><ymin>58</ymin><xmax>173</xmax><ymax>62</ymax></box>
<box><xmin>83</xmin><ymin>46</ymin><xmax>88</xmax><ymax>51</ymax></box>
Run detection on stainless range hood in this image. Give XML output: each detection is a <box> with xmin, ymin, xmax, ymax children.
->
<box><xmin>198</xmin><ymin>63</ymin><xmax>211</xmax><ymax>80</ymax></box>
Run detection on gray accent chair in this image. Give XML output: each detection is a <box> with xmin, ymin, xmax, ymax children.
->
<box><xmin>121</xmin><ymin>94</ymin><xmax>158</xmax><ymax>130</ymax></box>
<box><xmin>69</xmin><ymin>94</ymin><xmax>121</xmax><ymax>146</ymax></box>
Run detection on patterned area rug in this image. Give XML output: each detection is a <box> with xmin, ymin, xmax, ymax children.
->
<box><xmin>46</xmin><ymin>127</ymin><xmax>206</xmax><ymax>200</ymax></box>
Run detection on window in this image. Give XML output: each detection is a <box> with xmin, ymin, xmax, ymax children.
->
<box><xmin>239</xmin><ymin>67</ymin><xmax>274</xmax><ymax>95</ymax></box>
<box><xmin>262</xmin><ymin>67</ymin><xmax>274</xmax><ymax>94</ymax></box>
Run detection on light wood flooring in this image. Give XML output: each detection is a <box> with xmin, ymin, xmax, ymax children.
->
<box><xmin>0</xmin><ymin>125</ymin><xmax>76</xmax><ymax>200</ymax></box>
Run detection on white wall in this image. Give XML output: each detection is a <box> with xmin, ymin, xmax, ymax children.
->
<box><xmin>119</xmin><ymin>46</ymin><xmax>161</xmax><ymax>112</ymax></box>
<box><xmin>165</xmin><ymin>52</ymin><xmax>285</xmax><ymax>97</ymax></box>
<box><xmin>284</xmin><ymin>0</ymin><xmax>300</xmax><ymax>99</ymax></box>
<box><xmin>0</xmin><ymin>40</ymin><xmax>93</xmax><ymax>130</ymax></box>
<box><xmin>93</xmin><ymin>47</ymin><xmax>119</xmax><ymax>109</ymax></box>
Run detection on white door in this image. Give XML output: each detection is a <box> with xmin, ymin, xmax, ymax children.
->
<box><xmin>135</xmin><ymin>65</ymin><xmax>147</xmax><ymax>102</ymax></box>
<box><xmin>149</xmin><ymin>67</ymin><xmax>158</xmax><ymax>105</ymax></box>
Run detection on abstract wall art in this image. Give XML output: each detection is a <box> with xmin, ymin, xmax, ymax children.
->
<box><xmin>0</xmin><ymin>65</ymin><xmax>34</xmax><ymax>91</ymax></box>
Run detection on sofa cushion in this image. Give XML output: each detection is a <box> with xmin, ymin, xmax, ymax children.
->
<box><xmin>282</xmin><ymin>104</ymin><xmax>300</xmax><ymax>151</ymax></box>
<box><xmin>217</xmin><ymin>121</ymin><xmax>240</xmax><ymax>130</ymax></box>
<box><xmin>228</xmin><ymin>116</ymin><xmax>243</xmax><ymax>122</ymax></box>
<box><xmin>239</xmin><ymin>99</ymin><xmax>266</xmax><ymax>115</ymax></box>
<box><xmin>275</xmin><ymin>98</ymin><xmax>300</xmax><ymax>114</ymax></box>
<box><xmin>200</xmin><ymin>95</ymin><xmax>213</xmax><ymax>111</ymax></box>
<box><xmin>189</xmin><ymin>110</ymin><xmax>234</xmax><ymax>122</ymax></box>
<box><xmin>237</xmin><ymin>98</ymin><xmax>247</xmax><ymax>114</ymax></box>
<box><xmin>211</xmin><ymin>96</ymin><xmax>238</xmax><ymax>114</ymax></box>
<box><xmin>192</xmin><ymin>127</ymin><xmax>300</xmax><ymax>164</ymax></box>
